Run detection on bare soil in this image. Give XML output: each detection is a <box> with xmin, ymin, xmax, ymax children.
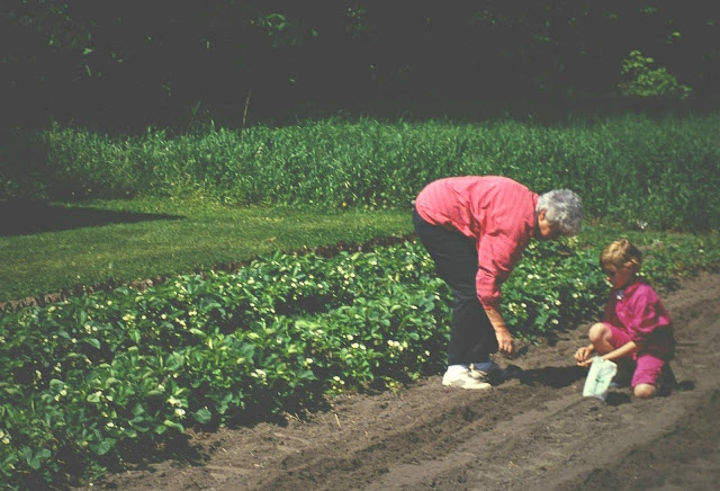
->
<box><xmin>75</xmin><ymin>272</ymin><xmax>720</xmax><ymax>491</ymax></box>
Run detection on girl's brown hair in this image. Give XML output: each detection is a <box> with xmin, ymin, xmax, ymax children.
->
<box><xmin>600</xmin><ymin>239</ymin><xmax>642</xmax><ymax>274</ymax></box>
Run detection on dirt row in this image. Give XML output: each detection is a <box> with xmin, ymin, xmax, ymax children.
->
<box><xmin>78</xmin><ymin>272</ymin><xmax>720</xmax><ymax>490</ymax></box>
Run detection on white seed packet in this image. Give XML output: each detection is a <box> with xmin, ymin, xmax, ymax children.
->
<box><xmin>582</xmin><ymin>357</ymin><xmax>618</xmax><ymax>401</ymax></box>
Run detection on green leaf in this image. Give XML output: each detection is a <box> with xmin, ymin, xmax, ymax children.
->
<box><xmin>90</xmin><ymin>438</ymin><xmax>116</xmax><ymax>456</ymax></box>
<box><xmin>163</xmin><ymin>419</ymin><xmax>185</xmax><ymax>432</ymax></box>
<box><xmin>82</xmin><ymin>337</ymin><xmax>101</xmax><ymax>349</ymax></box>
<box><xmin>24</xmin><ymin>448</ymin><xmax>52</xmax><ymax>470</ymax></box>
<box><xmin>192</xmin><ymin>407</ymin><xmax>212</xmax><ymax>424</ymax></box>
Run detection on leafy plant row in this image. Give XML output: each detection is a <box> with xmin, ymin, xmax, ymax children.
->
<box><xmin>2</xmin><ymin>239</ymin><xmax>606</xmax><ymax>488</ymax></box>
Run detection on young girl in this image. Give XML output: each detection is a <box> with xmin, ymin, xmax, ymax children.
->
<box><xmin>575</xmin><ymin>239</ymin><xmax>675</xmax><ymax>399</ymax></box>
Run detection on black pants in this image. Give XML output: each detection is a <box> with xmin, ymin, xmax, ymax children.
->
<box><xmin>413</xmin><ymin>209</ymin><xmax>499</xmax><ymax>366</ymax></box>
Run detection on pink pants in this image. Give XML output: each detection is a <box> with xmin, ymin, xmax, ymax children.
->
<box><xmin>607</xmin><ymin>324</ymin><xmax>666</xmax><ymax>387</ymax></box>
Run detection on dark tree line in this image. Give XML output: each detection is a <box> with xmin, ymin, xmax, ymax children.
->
<box><xmin>2</xmin><ymin>1</ymin><xmax>718</xmax><ymax>130</ymax></box>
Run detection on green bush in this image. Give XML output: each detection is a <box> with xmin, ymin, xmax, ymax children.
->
<box><xmin>619</xmin><ymin>50</ymin><xmax>692</xmax><ymax>100</ymax></box>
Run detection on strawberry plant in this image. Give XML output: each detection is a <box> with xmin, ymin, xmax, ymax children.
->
<box><xmin>0</xmin><ymin>238</ymin><xmax>615</xmax><ymax>488</ymax></box>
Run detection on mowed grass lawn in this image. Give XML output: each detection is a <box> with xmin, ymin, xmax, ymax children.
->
<box><xmin>0</xmin><ymin>198</ymin><xmax>413</xmax><ymax>304</ymax></box>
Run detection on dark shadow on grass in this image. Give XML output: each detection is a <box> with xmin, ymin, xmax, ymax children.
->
<box><xmin>1</xmin><ymin>201</ymin><xmax>183</xmax><ymax>236</ymax></box>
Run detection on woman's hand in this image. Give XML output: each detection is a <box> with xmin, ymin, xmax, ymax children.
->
<box><xmin>484</xmin><ymin>306</ymin><xmax>515</xmax><ymax>356</ymax></box>
<box><xmin>495</xmin><ymin>327</ymin><xmax>515</xmax><ymax>356</ymax></box>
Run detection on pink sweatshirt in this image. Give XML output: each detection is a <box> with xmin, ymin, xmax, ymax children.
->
<box><xmin>415</xmin><ymin>176</ymin><xmax>538</xmax><ymax>310</ymax></box>
<box><xmin>604</xmin><ymin>279</ymin><xmax>674</xmax><ymax>357</ymax></box>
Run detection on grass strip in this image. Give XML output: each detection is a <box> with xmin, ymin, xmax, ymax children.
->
<box><xmin>0</xmin><ymin>199</ymin><xmax>412</xmax><ymax>304</ymax></box>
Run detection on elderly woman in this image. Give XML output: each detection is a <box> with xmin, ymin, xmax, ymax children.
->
<box><xmin>413</xmin><ymin>175</ymin><xmax>582</xmax><ymax>389</ymax></box>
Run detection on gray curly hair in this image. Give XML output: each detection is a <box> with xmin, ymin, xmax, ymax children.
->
<box><xmin>536</xmin><ymin>189</ymin><xmax>582</xmax><ymax>236</ymax></box>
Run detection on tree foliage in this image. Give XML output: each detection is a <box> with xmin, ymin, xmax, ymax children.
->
<box><xmin>619</xmin><ymin>50</ymin><xmax>692</xmax><ymax>99</ymax></box>
<box><xmin>1</xmin><ymin>1</ymin><xmax>718</xmax><ymax>129</ymax></box>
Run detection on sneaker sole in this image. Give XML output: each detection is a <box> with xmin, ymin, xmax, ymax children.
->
<box><xmin>442</xmin><ymin>379</ymin><xmax>492</xmax><ymax>390</ymax></box>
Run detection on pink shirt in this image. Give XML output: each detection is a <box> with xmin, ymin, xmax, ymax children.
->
<box><xmin>415</xmin><ymin>176</ymin><xmax>538</xmax><ymax>310</ymax></box>
<box><xmin>604</xmin><ymin>279</ymin><xmax>674</xmax><ymax>357</ymax></box>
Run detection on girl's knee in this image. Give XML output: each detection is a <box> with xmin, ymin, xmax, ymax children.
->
<box><xmin>588</xmin><ymin>323</ymin><xmax>608</xmax><ymax>343</ymax></box>
<box><xmin>633</xmin><ymin>383</ymin><xmax>657</xmax><ymax>399</ymax></box>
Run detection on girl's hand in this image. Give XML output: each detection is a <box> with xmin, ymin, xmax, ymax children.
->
<box><xmin>575</xmin><ymin>346</ymin><xmax>593</xmax><ymax>366</ymax></box>
<box><xmin>577</xmin><ymin>357</ymin><xmax>594</xmax><ymax>368</ymax></box>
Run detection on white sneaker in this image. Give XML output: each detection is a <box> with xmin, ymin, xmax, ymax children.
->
<box><xmin>442</xmin><ymin>366</ymin><xmax>492</xmax><ymax>390</ymax></box>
